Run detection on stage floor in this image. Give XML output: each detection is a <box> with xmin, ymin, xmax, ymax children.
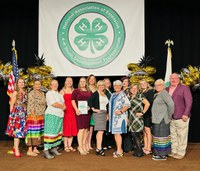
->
<box><xmin>0</xmin><ymin>141</ymin><xmax>200</xmax><ymax>171</ymax></box>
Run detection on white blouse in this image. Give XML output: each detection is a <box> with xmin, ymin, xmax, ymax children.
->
<box><xmin>45</xmin><ymin>90</ymin><xmax>65</xmax><ymax>117</ymax></box>
<box><xmin>99</xmin><ymin>95</ymin><xmax>108</xmax><ymax>110</ymax></box>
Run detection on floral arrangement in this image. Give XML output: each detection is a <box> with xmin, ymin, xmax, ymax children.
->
<box><xmin>180</xmin><ymin>65</ymin><xmax>200</xmax><ymax>91</ymax></box>
<box><xmin>0</xmin><ymin>54</ymin><xmax>55</xmax><ymax>92</ymax></box>
<box><xmin>127</xmin><ymin>55</ymin><xmax>156</xmax><ymax>85</ymax></box>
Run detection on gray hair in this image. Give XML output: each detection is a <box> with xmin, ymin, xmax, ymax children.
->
<box><xmin>154</xmin><ymin>79</ymin><xmax>165</xmax><ymax>86</ymax></box>
<box><xmin>113</xmin><ymin>80</ymin><xmax>122</xmax><ymax>86</ymax></box>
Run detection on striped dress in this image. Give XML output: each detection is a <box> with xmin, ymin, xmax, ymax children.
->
<box><xmin>151</xmin><ymin>90</ymin><xmax>174</xmax><ymax>156</ymax></box>
<box><xmin>25</xmin><ymin>90</ymin><xmax>46</xmax><ymax>146</ymax></box>
<box><xmin>152</xmin><ymin>119</ymin><xmax>171</xmax><ymax>156</ymax></box>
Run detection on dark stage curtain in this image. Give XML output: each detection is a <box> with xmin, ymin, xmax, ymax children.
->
<box><xmin>0</xmin><ymin>0</ymin><xmax>38</xmax><ymax>140</ymax></box>
<box><xmin>0</xmin><ymin>0</ymin><xmax>200</xmax><ymax>142</ymax></box>
<box><xmin>145</xmin><ymin>0</ymin><xmax>200</xmax><ymax>142</ymax></box>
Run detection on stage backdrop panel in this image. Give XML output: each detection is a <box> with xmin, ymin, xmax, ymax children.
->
<box><xmin>39</xmin><ymin>0</ymin><xmax>144</xmax><ymax>76</ymax></box>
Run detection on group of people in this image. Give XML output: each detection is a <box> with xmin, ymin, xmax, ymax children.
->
<box><xmin>5</xmin><ymin>73</ymin><xmax>192</xmax><ymax>161</ymax></box>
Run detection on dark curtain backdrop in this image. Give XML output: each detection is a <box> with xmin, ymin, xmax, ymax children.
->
<box><xmin>0</xmin><ymin>0</ymin><xmax>199</xmax><ymax>142</ymax></box>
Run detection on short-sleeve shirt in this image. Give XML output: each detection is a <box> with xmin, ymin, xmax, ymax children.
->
<box><xmin>45</xmin><ymin>90</ymin><xmax>65</xmax><ymax>117</ymax></box>
<box><xmin>72</xmin><ymin>88</ymin><xmax>92</xmax><ymax>104</ymax></box>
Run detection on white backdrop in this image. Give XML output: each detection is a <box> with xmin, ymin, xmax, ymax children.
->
<box><xmin>39</xmin><ymin>0</ymin><xmax>144</xmax><ymax>76</ymax></box>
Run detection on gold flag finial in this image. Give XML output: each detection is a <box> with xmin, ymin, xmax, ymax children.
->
<box><xmin>165</xmin><ymin>39</ymin><xmax>174</xmax><ymax>47</ymax></box>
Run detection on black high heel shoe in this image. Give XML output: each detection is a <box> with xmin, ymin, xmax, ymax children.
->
<box><xmin>96</xmin><ymin>148</ymin><xmax>105</xmax><ymax>156</ymax></box>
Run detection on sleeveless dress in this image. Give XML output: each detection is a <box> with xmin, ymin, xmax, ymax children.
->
<box><xmin>128</xmin><ymin>94</ymin><xmax>144</xmax><ymax>133</ymax></box>
<box><xmin>63</xmin><ymin>93</ymin><xmax>77</xmax><ymax>136</ymax></box>
<box><xmin>5</xmin><ymin>91</ymin><xmax>27</xmax><ymax>138</ymax></box>
<box><xmin>141</xmin><ymin>89</ymin><xmax>154</xmax><ymax>127</ymax></box>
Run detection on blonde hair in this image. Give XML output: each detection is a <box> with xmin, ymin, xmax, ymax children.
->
<box><xmin>139</xmin><ymin>79</ymin><xmax>152</xmax><ymax>93</ymax></box>
<box><xmin>78</xmin><ymin>77</ymin><xmax>88</xmax><ymax>91</ymax></box>
<box><xmin>97</xmin><ymin>80</ymin><xmax>105</xmax><ymax>87</ymax></box>
<box><xmin>129</xmin><ymin>83</ymin><xmax>139</xmax><ymax>90</ymax></box>
<box><xmin>63</xmin><ymin>77</ymin><xmax>74</xmax><ymax>91</ymax></box>
<box><xmin>103</xmin><ymin>78</ymin><xmax>110</xmax><ymax>82</ymax></box>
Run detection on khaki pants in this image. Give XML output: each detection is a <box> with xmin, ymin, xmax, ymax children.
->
<box><xmin>170</xmin><ymin>118</ymin><xmax>190</xmax><ymax>156</ymax></box>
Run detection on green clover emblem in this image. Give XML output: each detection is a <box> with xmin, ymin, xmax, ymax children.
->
<box><xmin>74</xmin><ymin>18</ymin><xmax>108</xmax><ymax>54</ymax></box>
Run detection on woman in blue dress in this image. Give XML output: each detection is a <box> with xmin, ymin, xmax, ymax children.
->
<box><xmin>109</xmin><ymin>80</ymin><xmax>130</xmax><ymax>158</ymax></box>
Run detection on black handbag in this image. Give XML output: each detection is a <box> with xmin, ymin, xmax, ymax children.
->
<box><xmin>122</xmin><ymin>131</ymin><xmax>133</xmax><ymax>153</ymax></box>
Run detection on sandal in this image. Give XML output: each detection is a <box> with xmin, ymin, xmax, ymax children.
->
<box><xmin>33</xmin><ymin>149</ymin><xmax>40</xmax><ymax>154</ymax></box>
<box><xmin>143</xmin><ymin>149</ymin><xmax>152</xmax><ymax>155</ymax></box>
<box><xmin>64</xmin><ymin>146</ymin><xmax>70</xmax><ymax>152</ymax></box>
<box><xmin>77</xmin><ymin>147</ymin><xmax>87</xmax><ymax>155</ymax></box>
<box><xmin>142</xmin><ymin>148</ymin><xmax>147</xmax><ymax>153</ymax></box>
<box><xmin>113</xmin><ymin>151</ymin><xmax>123</xmax><ymax>158</ymax></box>
<box><xmin>27</xmin><ymin>151</ymin><xmax>38</xmax><ymax>157</ymax></box>
<box><xmin>82</xmin><ymin>144</ymin><xmax>90</xmax><ymax>154</ymax></box>
<box><xmin>96</xmin><ymin>148</ymin><xmax>105</xmax><ymax>156</ymax></box>
<box><xmin>68</xmin><ymin>146</ymin><xmax>76</xmax><ymax>152</ymax></box>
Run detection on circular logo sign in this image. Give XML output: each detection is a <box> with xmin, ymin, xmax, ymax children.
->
<box><xmin>58</xmin><ymin>2</ymin><xmax>125</xmax><ymax>69</ymax></box>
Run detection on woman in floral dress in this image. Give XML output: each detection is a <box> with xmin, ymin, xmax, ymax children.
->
<box><xmin>5</xmin><ymin>78</ymin><xmax>27</xmax><ymax>158</ymax></box>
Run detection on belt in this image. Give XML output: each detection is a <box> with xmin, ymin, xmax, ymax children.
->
<box><xmin>172</xmin><ymin>117</ymin><xmax>181</xmax><ymax>120</ymax></box>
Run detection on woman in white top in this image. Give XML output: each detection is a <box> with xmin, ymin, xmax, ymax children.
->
<box><xmin>43</xmin><ymin>79</ymin><xmax>66</xmax><ymax>159</ymax></box>
<box><xmin>88</xmin><ymin>80</ymin><xmax>109</xmax><ymax>156</ymax></box>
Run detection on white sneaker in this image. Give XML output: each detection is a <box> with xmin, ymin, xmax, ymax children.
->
<box><xmin>173</xmin><ymin>154</ymin><xmax>184</xmax><ymax>159</ymax></box>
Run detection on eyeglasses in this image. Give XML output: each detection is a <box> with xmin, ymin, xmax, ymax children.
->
<box><xmin>155</xmin><ymin>84</ymin><xmax>163</xmax><ymax>87</ymax></box>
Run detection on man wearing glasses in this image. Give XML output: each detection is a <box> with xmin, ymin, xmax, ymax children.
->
<box><xmin>166</xmin><ymin>73</ymin><xmax>192</xmax><ymax>159</ymax></box>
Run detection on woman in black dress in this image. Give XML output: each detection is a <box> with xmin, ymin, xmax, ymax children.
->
<box><xmin>139</xmin><ymin>79</ymin><xmax>155</xmax><ymax>155</ymax></box>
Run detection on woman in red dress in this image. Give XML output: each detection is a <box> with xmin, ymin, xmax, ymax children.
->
<box><xmin>60</xmin><ymin>77</ymin><xmax>77</xmax><ymax>152</ymax></box>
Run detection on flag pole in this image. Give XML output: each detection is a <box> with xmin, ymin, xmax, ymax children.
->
<box><xmin>7</xmin><ymin>40</ymin><xmax>19</xmax><ymax>155</ymax></box>
<box><xmin>164</xmin><ymin>39</ymin><xmax>174</xmax><ymax>87</ymax></box>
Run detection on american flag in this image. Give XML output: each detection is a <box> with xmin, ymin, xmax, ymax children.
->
<box><xmin>7</xmin><ymin>45</ymin><xmax>19</xmax><ymax>99</ymax></box>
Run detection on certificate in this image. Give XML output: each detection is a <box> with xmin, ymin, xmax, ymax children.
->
<box><xmin>78</xmin><ymin>101</ymin><xmax>88</xmax><ymax>114</ymax></box>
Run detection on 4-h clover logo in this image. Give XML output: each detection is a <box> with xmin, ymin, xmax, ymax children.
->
<box><xmin>57</xmin><ymin>2</ymin><xmax>125</xmax><ymax>69</ymax></box>
<box><xmin>74</xmin><ymin>18</ymin><xmax>108</xmax><ymax>54</ymax></box>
